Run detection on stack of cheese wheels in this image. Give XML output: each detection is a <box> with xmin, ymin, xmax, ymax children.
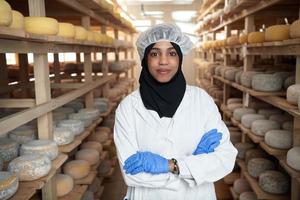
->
<box><xmin>74</xmin><ymin>26</ymin><xmax>87</xmax><ymax>40</ymax></box>
<box><xmin>0</xmin><ymin>171</ymin><xmax>19</xmax><ymax>200</ymax></box>
<box><xmin>9</xmin><ymin>127</ymin><xmax>36</xmax><ymax>144</ymax></box>
<box><xmin>58</xmin><ymin>119</ymin><xmax>84</xmax><ymax>136</ymax></box>
<box><xmin>0</xmin><ymin>138</ymin><xmax>19</xmax><ymax>163</ymax></box>
<box><xmin>248</xmin><ymin>32</ymin><xmax>265</xmax><ymax>43</ymax></box>
<box><xmin>24</xmin><ymin>17</ymin><xmax>59</xmax><ymax>35</ymax></box>
<box><xmin>63</xmin><ymin>160</ymin><xmax>90</xmax><ymax>180</ymax></box>
<box><xmin>235</xmin><ymin>142</ymin><xmax>255</xmax><ymax>159</ymax></box>
<box><xmin>79</xmin><ymin>108</ymin><xmax>100</xmax><ymax>121</ymax></box>
<box><xmin>9</xmin><ymin>10</ymin><xmax>24</xmax><ymax>29</ymax></box>
<box><xmin>282</xmin><ymin>121</ymin><xmax>293</xmax><ymax>131</ymax></box>
<box><xmin>240</xmin><ymin>71</ymin><xmax>261</xmax><ymax>88</ymax></box>
<box><xmin>239</xmin><ymin>192</ymin><xmax>257</xmax><ymax>200</ymax></box>
<box><xmin>57</xmin><ymin>22</ymin><xmax>75</xmax><ymax>38</ymax></box>
<box><xmin>8</xmin><ymin>155</ymin><xmax>51</xmax><ymax>181</ymax></box>
<box><xmin>20</xmin><ymin>139</ymin><xmax>58</xmax><ymax>160</ymax></box>
<box><xmin>55</xmin><ymin>174</ymin><xmax>74</xmax><ymax>197</ymax></box>
<box><xmin>251</xmin><ymin>74</ymin><xmax>283</xmax><ymax>92</ymax></box>
<box><xmin>241</xmin><ymin>114</ymin><xmax>266</xmax><ymax>128</ymax></box>
<box><xmin>257</xmin><ymin>108</ymin><xmax>281</xmax><ymax>118</ymax></box>
<box><xmin>286</xmin><ymin>146</ymin><xmax>300</xmax><ymax>171</ymax></box>
<box><xmin>287</xmin><ymin>84</ymin><xmax>300</xmax><ymax>105</ymax></box>
<box><xmin>80</xmin><ymin>141</ymin><xmax>103</xmax><ymax>154</ymax></box>
<box><xmin>0</xmin><ymin>0</ymin><xmax>12</xmax><ymax>26</ymax></box>
<box><xmin>68</xmin><ymin>112</ymin><xmax>93</xmax><ymax>128</ymax></box>
<box><xmin>233</xmin><ymin>178</ymin><xmax>252</xmax><ymax>194</ymax></box>
<box><xmin>251</xmin><ymin>119</ymin><xmax>280</xmax><ymax>136</ymax></box>
<box><xmin>265</xmin><ymin>130</ymin><xmax>293</xmax><ymax>149</ymax></box>
<box><xmin>265</xmin><ymin>25</ymin><xmax>290</xmax><ymax>42</ymax></box>
<box><xmin>75</xmin><ymin>149</ymin><xmax>99</xmax><ymax>166</ymax></box>
<box><xmin>290</xmin><ymin>19</ymin><xmax>300</xmax><ymax>38</ymax></box>
<box><xmin>245</xmin><ymin>148</ymin><xmax>268</xmax><ymax>164</ymax></box>
<box><xmin>53</xmin><ymin>127</ymin><xmax>74</xmax><ymax>146</ymax></box>
<box><xmin>233</xmin><ymin>108</ymin><xmax>256</xmax><ymax>121</ymax></box>
<box><xmin>259</xmin><ymin>170</ymin><xmax>290</xmax><ymax>194</ymax></box>
<box><xmin>247</xmin><ymin>158</ymin><xmax>275</xmax><ymax>178</ymax></box>
<box><xmin>239</xmin><ymin>33</ymin><xmax>248</xmax><ymax>44</ymax></box>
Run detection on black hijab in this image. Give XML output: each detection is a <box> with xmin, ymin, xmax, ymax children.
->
<box><xmin>139</xmin><ymin>42</ymin><xmax>186</xmax><ymax>118</ymax></box>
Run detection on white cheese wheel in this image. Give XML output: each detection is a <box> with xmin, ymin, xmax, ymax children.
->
<box><xmin>8</xmin><ymin>155</ymin><xmax>51</xmax><ymax>181</ymax></box>
<box><xmin>94</xmin><ymin>101</ymin><xmax>108</xmax><ymax>113</ymax></box>
<box><xmin>230</xmin><ymin>131</ymin><xmax>242</xmax><ymax>145</ymax></box>
<box><xmin>68</xmin><ymin>112</ymin><xmax>93</xmax><ymax>128</ymax></box>
<box><xmin>290</xmin><ymin>19</ymin><xmax>300</xmax><ymax>38</ymax></box>
<box><xmin>55</xmin><ymin>107</ymin><xmax>75</xmax><ymax>115</ymax></box>
<box><xmin>248</xmin><ymin>32</ymin><xmax>265</xmax><ymax>43</ymax></box>
<box><xmin>24</xmin><ymin>17</ymin><xmax>58</xmax><ymax>35</ymax></box>
<box><xmin>20</xmin><ymin>139</ymin><xmax>58</xmax><ymax>160</ymax></box>
<box><xmin>79</xmin><ymin>108</ymin><xmax>100</xmax><ymax>121</ymax></box>
<box><xmin>233</xmin><ymin>178</ymin><xmax>252</xmax><ymax>194</ymax></box>
<box><xmin>224</xmin><ymin>68</ymin><xmax>240</xmax><ymax>81</ymax></box>
<box><xmin>233</xmin><ymin>108</ymin><xmax>256</xmax><ymax>121</ymax></box>
<box><xmin>65</xmin><ymin>101</ymin><xmax>84</xmax><ymax>112</ymax></box>
<box><xmin>251</xmin><ymin>119</ymin><xmax>280</xmax><ymax>136</ymax></box>
<box><xmin>257</xmin><ymin>108</ymin><xmax>282</xmax><ymax>118</ymax></box>
<box><xmin>57</xmin><ymin>22</ymin><xmax>75</xmax><ymax>38</ymax></box>
<box><xmin>9</xmin><ymin>128</ymin><xmax>36</xmax><ymax>144</ymax></box>
<box><xmin>87</xmin><ymin>131</ymin><xmax>109</xmax><ymax>144</ymax></box>
<box><xmin>247</xmin><ymin>158</ymin><xmax>275</xmax><ymax>178</ymax></box>
<box><xmin>227</xmin><ymin>98</ymin><xmax>242</xmax><ymax>105</ymax></box>
<box><xmin>53</xmin><ymin>111</ymin><xmax>67</xmax><ymax>121</ymax></box>
<box><xmin>75</xmin><ymin>149</ymin><xmax>99</xmax><ymax>165</ymax></box>
<box><xmin>55</xmin><ymin>174</ymin><xmax>74</xmax><ymax>197</ymax></box>
<box><xmin>80</xmin><ymin>141</ymin><xmax>103</xmax><ymax>154</ymax></box>
<box><xmin>63</xmin><ymin>160</ymin><xmax>90</xmax><ymax>180</ymax></box>
<box><xmin>269</xmin><ymin>114</ymin><xmax>292</xmax><ymax>125</ymax></box>
<box><xmin>251</xmin><ymin>74</ymin><xmax>283</xmax><ymax>92</ymax></box>
<box><xmin>241</xmin><ymin>114</ymin><xmax>266</xmax><ymax>128</ymax></box>
<box><xmin>74</xmin><ymin>26</ymin><xmax>87</xmax><ymax>40</ymax></box>
<box><xmin>265</xmin><ymin>130</ymin><xmax>292</xmax><ymax>149</ymax></box>
<box><xmin>0</xmin><ymin>0</ymin><xmax>12</xmax><ymax>26</ymax></box>
<box><xmin>273</xmin><ymin>72</ymin><xmax>294</xmax><ymax>82</ymax></box>
<box><xmin>9</xmin><ymin>10</ymin><xmax>24</xmax><ymax>29</ymax></box>
<box><xmin>287</xmin><ymin>84</ymin><xmax>300</xmax><ymax>105</ymax></box>
<box><xmin>53</xmin><ymin>127</ymin><xmax>74</xmax><ymax>146</ymax></box>
<box><xmin>235</xmin><ymin>142</ymin><xmax>255</xmax><ymax>159</ymax></box>
<box><xmin>239</xmin><ymin>34</ymin><xmax>248</xmax><ymax>44</ymax></box>
<box><xmin>235</xmin><ymin>71</ymin><xmax>243</xmax><ymax>83</ymax></box>
<box><xmin>240</xmin><ymin>72</ymin><xmax>261</xmax><ymax>88</ymax></box>
<box><xmin>0</xmin><ymin>171</ymin><xmax>19</xmax><ymax>200</ymax></box>
<box><xmin>284</xmin><ymin>76</ymin><xmax>295</xmax><ymax>90</ymax></box>
<box><xmin>245</xmin><ymin>148</ymin><xmax>268</xmax><ymax>164</ymax></box>
<box><xmin>258</xmin><ymin>170</ymin><xmax>290</xmax><ymax>194</ymax></box>
<box><xmin>265</xmin><ymin>25</ymin><xmax>290</xmax><ymax>42</ymax></box>
<box><xmin>227</xmin><ymin>103</ymin><xmax>243</xmax><ymax>112</ymax></box>
<box><xmin>239</xmin><ymin>192</ymin><xmax>257</xmax><ymax>200</ymax></box>
<box><xmin>0</xmin><ymin>138</ymin><xmax>18</xmax><ymax>162</ymax></box>
<box><xmin>282</xmin><ymin>121</ymin><xmax>293</xmax><ymax>131</ymax></box>
<box><xmin>286</xmin><ymin>146</ymin><xmax>300</xmax><ymax>171</ymax></box>
<box><xmin>58</xmin><ymin>119</ymin><xmax>84</xmax><ymax>136</ymax></box>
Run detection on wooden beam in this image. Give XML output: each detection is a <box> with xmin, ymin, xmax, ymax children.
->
<box><xmin>224</xmin><ymin>26</ymin><xmax>231</xmax><ymax>66</ymax></box>
<box><xmin>53</xmin><ymin>53</ymin><xmax>60</xmax><ymax>83</ymax></box>
<box><xmin>28</xmin><ymin>0</ymin><xmax>45</xmax><ymax>16</ymax></box>
<box><xmin>0</xmin><ymin>53</ymin><xmax>8</xmax><ymax>91</ymax></box>
<box><xmin>84</xmin><ymin>52</ymin><xmax>93</xmax><ymax>108</ymax></box>
<box><xmin>114</xmin><ymin>29</ymin><xmax>119</xmax><ymax>62</ymax></box>
<box><xmin>0</xmin><ymin>99</ymin><xmax>35</xmax><ymax>108</ymax></box>
<box><xmin>51</xmin><ymin>83</ymin><xmax>84</xmax><ymax>89</ymax></box>
<box><xmin>19</xmin><ymin>54</ymin><xmax>29</xmax><ymax>98</ymax></box>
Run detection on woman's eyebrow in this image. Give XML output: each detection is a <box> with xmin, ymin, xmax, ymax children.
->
<box><xmin>151</xmin><ymin>47</ymin><xmax>175</xmax><ymax>51</ymax></box>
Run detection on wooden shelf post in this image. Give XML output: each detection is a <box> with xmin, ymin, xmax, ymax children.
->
<box><xmin>0</xmin><ymin>53</ymin><xmax>9</xmax><ymax>97</ymax></box>
<box><xmin>101</xmin><ymin>26</ymin><xmax>109</xmax><ymax>98</ymax></box>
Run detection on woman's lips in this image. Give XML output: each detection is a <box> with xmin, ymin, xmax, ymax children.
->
<box><xmin>157</xmin><ymin>69</ymin><xmax>171</xmax><ymax>75</ymax></box>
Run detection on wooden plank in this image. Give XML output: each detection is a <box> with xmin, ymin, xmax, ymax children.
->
<box><xmin>52</xmin><ymin>153</ymin><xmax>68</xmax><ymax>170</ymax></box>
<box><xmin>53</xmin><ymin>53</ymin><xmax>60</xmax><ymax>84</ymax></box>
<box><xmin>101</xmin><ymin>151</ymin><xmax>108</xmax><ymax>161</ymax></box>
<box><xmin>197</xmin><ymin>0</ymin><xmax>224</xmax><ymax>20</ymax></box>
<box><xmin>74</xmin><ymin>170</ymin><xmax>97</xmax><ymax>185</ymax></box>
<box><xmin>10</xmin><ymin>180</ymin><xmax>44</xmax><ymax>200</ymax></box>
<box><xmin>259</xmin><ymin>141</ymin><xmax>288</xmax><ymax>157</ymax></box>
<box><xmin>280</xmin><ymin>159</ymin><xmax>300</xmax><ymax>178</ymax></box>
<box><xmin>0</xmin><ymin>99</ymin><xmax>36</xmax><ymax>108</ymax></box>
<box><xmin>75</xmin><ymin>117</ymin><xmax>103</xmax><ymax>142</ymax></box>
<box><xmin>0</xmin><ymin>53</ymin><xmax>8</xmax><ymax>95</ymax></box>
<box><xmin>59</xmin><ymin>139</ymin><xmax>81</xmax><ymax>153</ymax></box>
<box><xmin>51</xmin><ymin>83</ymin><xmax>84</xmax><ymax>89</ymax></box>
<box><xmin>58</xmin><ymin>185</ymin><xmax>88</xmax><ymax>200</ymax></box>
<box><xmin>236</xmin><ymin>158</ymin><xmax>247</xmax><ymax>172</ymax></box>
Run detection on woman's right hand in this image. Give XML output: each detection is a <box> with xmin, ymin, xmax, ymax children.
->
<box><xmin>193</xmin><ymin>129</ymin><xmax>222</xmax><ymax>155</ymax></box>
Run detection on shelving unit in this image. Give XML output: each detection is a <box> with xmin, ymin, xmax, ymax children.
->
<box><xmin>195</xmin><ymin>0</ymin><xmax>300</xmax><ymax>199</ymax></box>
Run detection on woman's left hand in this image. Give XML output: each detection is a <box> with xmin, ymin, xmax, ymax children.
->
<box><xmin>124</xmin><ymin>151</ymin><xmax>169</xmax><ymax>175</ymax></box>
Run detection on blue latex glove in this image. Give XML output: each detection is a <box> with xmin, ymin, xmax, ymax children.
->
<box><xmin>193</xmin><ymin>129</ymin><xmax>222</xmax><ymax>155</ymax></box>
<box><xmin>123</xmin><ymin>151</ymin><xmax>169</xmax><ymax>175</ymax></box>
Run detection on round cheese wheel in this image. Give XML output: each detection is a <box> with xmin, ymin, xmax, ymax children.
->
<box><xmin>245</xmin><ymin>148</ymin><xmax>268</xmax><ymax>164</ymax></box>
<box><xmin>20</xmin><ymin>139</ymin><xmax>58</xmax><ymax>160</ymax></box>
<box><xmin>239</xmin><ymin>192</ymin><xmax>257</xmax><ymax>200</ymax></box>
<box><xmin>273</xmin><ymin>72</ymin><xmax>294</xmax><ymax>82</ymax></box>
<box><xmin>235</xmin><ymin>142</ymin><xmax>255</xmax><ymax>159</ymax></box>
<box><xmin>239</xmin><ymin>34</ymin><xmax>248</xmax><ymax>44</ymax></box>
<box><xmin>55</xmin><ymin>174</ymin><xmax>74</xmax><ymax>197</ymax></box>
<box><xmin>58</xmin><ymin>119</ymin><xmax>84</xmax><ymax>136</ymax></box>
<box><xmin>94</xmin><ymin>101</ymin><xmax>108</xmax><ymax>113</ymax></box>
<box><xmin>227</xmin><ymin>98</ymin><xmax>242</xmax><ymax>105</ymax></box>
<box><xmin>224</xmin><ymin>172</ymin><xmax>240</xmax><ymax>185</ymax></box>
<box><xmin>257</xmin><ymin>108</ymin><xmax>282</xmax><ymax>118</ymax></box>
<box><xmin>282</xmin><ymin>121</ymin><xmax>293</xmax><ymax>131</ymax></box>
<box><xmin>0</xmin><ymin>171</ymin><xmax>18</xmax><ymax>200</ymax></box>
<box><xmin>57</xmin><ymin>22</ymin><xmax>75</xmax><ymax>38</ymax></box>
<box><xmin>233</xmin><ymin>108</ymin><xmax>256</xmax><ymax>121</ymax></box>
<box><xmin>0</xmin><ymin>138</ymin><xmax>18</xmax><ymax>162</ymax></box>
<box><xmin>251</xmin><ymin>119</ymin><xmax>280</xmax><ymax>136</ymax></box>
<box><xmin>8</xmin><ymin>155</ymin><xmax>51</xmax><ymax>181</ymax></box>
<box><xmin>235</xmin><ymin>70</ymin><xmax>243</xmax><ymax>83</ymax></box>
<box><xmin>247</xmin><ymin>158</ymin><xmax>275</xmax><ymax>178</ymax></box>
<box><xmin>265</xmin><ymin>130</ymin><xmax>292</xmax><ymax>149</ymax></box>
<box><xmin>259</xmin><ymin>170</ymin><xmax>290</xmax><ymax>194</ymax></box>
<box><xmin>9</xmin><ymin>128</ymin><xmax>36</xmax><ymax>144</ymax></box>
<box><xmin>227</xmin><ymin>35</ymin><xmax>239</xmax><ymax>46</ymax></box>
<box><xmin>53</xmin><ymin>111</ymin><xmax>67</xmax><ymax>121</ymax></box>
<box><xmin>88</xmin><ymin>131</ymin><xmax>109</xmax><ymax>144</ymax></box>
<box><xmin>80</xmin><ymin>141</ymin><xmax>103</xmax><ymax>154</ymax></box>
<box><xmin>79</xmin><ymin>108</ymin><xmax>100</xmax><ymax>121</ymax></box>
<box><xmin>0</xmin><ymin>0</ymin><xmax>12</xmax><ymax>26</ymax></box>
<box><xmin>227</xmin><ymin>103</ymin><xmax>243</xmax><ymax>112</ymax></box>
<box><xmin>265</xmin><ymin>25</ymin><xmax>290</xmax><ymax>42</ymax></box>
<box><xmin>290</xmin><ymin>19</ymin><xmax>300</xmax><ymax>38</ymax></box>
<box><xmin>233</xmin><ymin>178</ymin><xmax>251</xmax><ymax>194</ymax></box>
<box><xmin>248</xmin><ymin>32</ymin><xmax>265</xmax><ymax>43</ymax></box>
<box><xmin>24</xmin><ymin>17</ymin><xmax>58</xmax><ymax>35</ymax></box>
<box><xmin>96</xmin><ymin>126</ymin><xmax>111</xmax><ymax>134</ymax></box>
<box><xmin>74</xmin><ymin>26</ymin><xmax>87</xmax><ymax>40</ymax></box>
<box><xmin>224</xmin><ymin>68</ymin><xmax>240</xmax><ymax>81</ymax></box>
<box><xmin>269</xmin><ymin>114</ymin><xmax>292</xmax><ymax>125</ymax></box>
<box><xmin>241</xmin><ymin>72</ymin><xmax>261</xmax><ymax>88</ymax></box>
<box><xmin>286</xmin><ymin>146</ymin><xmax>300</xmax><ymax>171</ymax></box>
<box><xmin>287</xmin><ymin>84</ymin><xmax>300</xmax><ymax>105</ymax></box>
<box><xmin>68</xmin><ymin>112</ymin><xmax>93</xmax><ymax>128</ymax></box>
<box><xmin>75</xmin><ymin>149</ymin><xmax>99</xmax><ymax>165</ymax></box>
<box><xmin>241</xmin><ymin>114</ymin><xmax>266</xmax><ymax>128</ymax></box>
<box><xmin>65</xmin><ymin>101</ymin><xmax>84</xmax><ymax>112</ymax></box>
<box><xmin>9</xmin><ymin>10</ymin><xmax>24</xmax><ymax>29</ymax></box>
<box><xmin>230</xmin><ymin>131</ymin><xmax>242</xmax><ymax>145</ymax></box>
<box><xmin>251</xmin><ymin>74</ymin><xmax>283</xmax><ymax>92</ymax></box>
<box><xmin>98</xmin><ymin>160</ymin><xmax>111</xmax><ymax>175</ymax></box>
<box><xmin>63</xmin><ymin>160</ymin><xmax>90</xmax><ymax>180</ymax></box>
<box><xmin>284</xmin><ymin>76</ymin><xmax>295</xmax><ymax>90</ymax></box>
<box><xmin>53</xmin><ymin>127</ymin><xmax>74</xmax><ymax>146</ymax></box>
<box><xmin>87</xmin><ymin>31</ymin><xmax>94</xmax><ymax>42</ymax></box>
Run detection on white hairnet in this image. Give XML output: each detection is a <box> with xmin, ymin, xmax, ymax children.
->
<box><xmin>136</xmin><ymin>23</ymin><xmax>194</xmax><ymax>61</ymax></box>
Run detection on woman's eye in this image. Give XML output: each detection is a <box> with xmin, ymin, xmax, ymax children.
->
<box><xmin>150</xmin><ymin>52</ymin><xmax>158</xmax><ymax>57</ymax></box>
<box><xmin>169</xmin><ymin>51</ymin><xmax>177</xmax><ymax>56</ymax></box>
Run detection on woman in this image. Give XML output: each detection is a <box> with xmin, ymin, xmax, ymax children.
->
<box><xmin>114</xmin><ymin>23</ymin><xmax>237</xmax><ymax>200</ymax></box>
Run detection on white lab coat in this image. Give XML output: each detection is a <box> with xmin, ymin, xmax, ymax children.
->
<box><xmin>114</xmin><ymin>85</ymin><xmax>238</xmax><ymax>200</ymax></box>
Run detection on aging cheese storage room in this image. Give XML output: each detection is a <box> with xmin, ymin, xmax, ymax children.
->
<box><xmin>0</xmin><ymin>0</ymin><xmax>300</xmax><ymax>200</ymax></box>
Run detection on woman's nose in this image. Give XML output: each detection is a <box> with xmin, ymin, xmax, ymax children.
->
<box><xmin>159</xmin><ymin>54</ymin><xmax>168</xmax><ymax>65</ymax></box>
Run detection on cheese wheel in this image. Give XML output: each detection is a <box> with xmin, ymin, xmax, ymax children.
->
<box><xmin>235</xmin><ymin>70</ymin><xmax>243</xmax><ymax>83</ymax></box>
<box><xmin>9</xmin><ymin>10</ymin><xmax>24</xmax><ymax>29</ymax></box>
<box><xmin>20</xmin><ymin>139</ymin><xmax>58</xmax><ymax>160</ymax></box>
<box><xmin>248</xmin><ymin>32</ymin><xmax>265</xmax><ymax>43</ymax></box>
<box><xmin>55</xmin><ymin>174</ymin><xmax>74</xmax><ymax>197</ymax></box>
<box><xmin>63</xmin><ymin>160</ymin><xmax>90</xmax><ymax>180</ymax></box>
<box><xmin>290</xmin><ymin>19</ymin><xmax>300</xmax><ymax>38</ymax></box>
<box><xmin>94</xmin><ymin>101</ymin><xmax>109</xmax><ymax>113</ymax></box>
<box><xmin>259</xmin><ymin>170</ymin><xmax>289</xmax><ymax>194</ymax></box>
<box><xmin>269</xmin><ymin>114</ymin><xmax>292</xmax><ymax>125</ymax></box>
<box><xmin>58</xmin><ymin>119</ymin><xmax>84</xmax><ymax>136</ymax></box>
<box><xmin>251</xmin><ymin>74</ymin><xmax>283</xmax><ymax>92</ymax></box>
<box><xmin>284</xmin><ymin>76</ymin><xmax>295</xmax><ymax>90</ymax></box>
<box><xmin>245</xmin><ymin>148</ymin><xmax>268</xmax><ymax>164</ymax></box>
<box><xmin>79</xmin><ymin>108</ymin><xmax>100</xmax><ymax>121</ymax></box>
<box><xmin>241</xmin><ymin>114</ymin><xmax>266</xmax><ymax>128</ymax></box>
<box><xmin>9</xmin><ymin>128</ymin><xmax>36</xmax><ymax>144</ymax></box>
<box><xmin>87</xmin><ymin>31</ymin><xmax>94</xmax><ymax>42</ymax></box>
<box><xmin>233</xmin><ymin>108</ymin><xmax>256</xmax><ymax>121</ymax></box>
<box><xmin>24</xmin><ymin>17</ymin><xmax>58</xmax><ymax>35</ymax></box>
<box><xmin>227</xmin><ymin>103</ymin><xmax>243</xmax><ymax>112</ymax></box>
<box><xmin>235</xmin><ymin>142</ymin><xmax>255</xmax><ymax>159</ymax></box>
<box><xmin>286</xmin><ymin>146</ymin><xmax>300</xmax><ymax>171</ymax></box>
<box><xmin>226</xmin><ymin>35</ymin><xmax>239</xmax><ymax>46</ymax></box>
<box><xmin>74</xmin><ymin>26</ymin><xmax>87</xmax><ymax>40</ymax></box>
<box><xmin>233</xmin><ymin>178</ymin><xmax>251</xmax><ymax>194</ymax></box>
<box><xmin>55</xmin><ymin>107</ymin><xmax>75</xmax><ymax>115</ymax></box>
<box><xmin>0</xmin><ymin>138</ymin><xmax>18</xmax><ymax>162</ymax></box>
<box><xmin>265</xmin><ymin>130</ymin><xmax>292</xmax><ymax>149</ymax></box>
<box><xmin>57</xmin><ymin>22</ymin><xmax>75</xmax><ymax>38</ymax></box>
<box><xmin>65</xmin><ymin>101</ymin><xmax>84</xmax><ymax>112</ymax></box>
<box><xmin>8</xmin><ymin>155</ymin><xmax>51</xmax><ymax>181</ymax></box>
<box><xmin>240</xmin><ymin>72</ymin><xmax>261</xmax><ymax>88</ymax></box>
<box><xmin>265</xmin><ymin>25</ymin><xmax>290</xmax><ymax>42</ymax></box>
<box><xmin>273</xmin><ymin>72</ymin><xmax>294</xmax><ymax>82</ymax></box>
<box><xmin>251</xmin><ymin>119</ymin><xmax>280</xmax><ymax>136</ymax></box>
<box><xmin>287</xmin><ymin>84</ymin><xmax>300</xmax><ymax>105</ymax></box>
<box><xmin>53</xmin><ymin>111</ymin><xmax>67</xmax><ymax>121</ymax></box>
<box><xmin>257</xmin><ymin>108</ymin><xmax>282</xmax><ymax>118</ymax></box>
<box><xmin>224</xmin><ymin>68</ymin><xmax>240</xmax><ymax>81</ymax></box>
<box><xmin>247</xmin><ymin>158</ymin><xmax>275</xmax><ymax>178</ymax></box>
<box><xmin>0</xmin><ymin>0</ymin><xmax>12</xmax><ymax>26</ymax></box>
<box><xmin>68</xmin><ymin>112</ymin><xmax>93</xmax><ymax>128</ymax></box>
<box><xmin>53</xmin><ymin>127</ymin><xmax>74</xmax><ymax>146</ymax></box>
<box><xmin>224</xmin><ymin>172</ymin><xmax>240</xmax><ymax>185</ymax></box>
<box><xmin>282</xmin><ymin>121</ymin><xmax>293</xmax><ymax>131</ymax></box>
<box><xmin>88</xmin><ymin>131</ymin><xmax>109</xmax><ymax>144</ymax></box>
<box><xmin>0</xmin><ymin>171</ymin><xmax>19</xmax><ymax>200</ymax></box>
<box><xmin>227</xmin><ymin>98</ymin><xmax>242</xmax><ymax>105</ymax></box>
<box><xmin>80</xmin><ymin>141</ymin><xmax>103</xmax><ymax>154</ymax></box>
<box><xmin>75</xmin><ymin>149</ymin><xmax>99</xmax><ymax>165</ymax></box>
<box><xmin>239</xmin><ymin>192</ymin><xmax>257</xmax><ymax>200</ymax></box>
<box><xmin>239</xmin><ymin>34</ymin><xmax>248</xmax><ymax>44</ymax></box>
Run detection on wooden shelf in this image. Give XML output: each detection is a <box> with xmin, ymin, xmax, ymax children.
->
<box><xmin>236</xmin><ymin>159</ymin><xmax>247</xmax><ymax>172</ymax></box>
<box><xmin>221</xmin><ymin>104</ymin><xmax>233</xmax><ymax>118</ymax></box>
<box><xmin>10</xmin><ymin>180</ymin><xmax>44</xmax><ymax>200</ymax></box>
<box><xmin>229</xmin><ymin>187</ymin><xmax>239</xmax><ymax>200</ymax></box>
<box><xmin>280</xmin><ymin>159</ymin><xmax>300</xmax><ymax>178</ymax></box>
<box><xmin>74</xmin><ymin>170</ymin><xmax>97</xmax><ymax>185</ymax></box>
<box><xmin>239</xmin><ymin>124</ymin><xmax>264</xmax><ymax>144</ymax></box>
<box><xmin>52</xmin><ymin>153</ymin><xmax>68</xmax><ymax>170</ymax></box>
<box><xmin>59</xmin><ymin>139</ymin><xmax>81</xmax><ymax>153</ymax></box>
<box><xmin>230</xmin><ymin>117</ymin><xmax>240</xmax><ymax>127</ymax></box>
<box><xmin>259</xmin><ymin>141</ymin><xmax>288</xmax><ymax>157</ymax></box>
<box><xmin>244</xmin><ymin>171</ymin><xmax>290</xmax><ymax>200</ymax></box>
<box><xmin>58</xmin><ymin>185</ymin><xmax>88</xmax><ymax>200</ymax></box>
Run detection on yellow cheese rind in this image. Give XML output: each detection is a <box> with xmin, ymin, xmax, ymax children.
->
<box><xmin>9</xmin><ymin>10</ymin><xmax>24</xmax><ymax>29</ymax></box>
<box><xmin>265</xmin><ymin>25</ymin><xmax>290</xmax><ymax>42</ymax></box>
<box><xmin>24</xmin><ymin>17</ymin><xmax>59</xmax><ymax>35</ymax></box>
<box><xmin>74</xmin><ymin>26</ymin><xmax>87</xmax><ymax>40</ymax></box>
<box><xmin>56</xmin><ymin>174</ymin><xmax>74</xmax><ymax>197</ymax></box>
<box><xmin>0</xmin><ymin>0</ymin><xmax>12</xmax><ymax>26</ymax></box>
<box><xmin>248</xmin><ymin>32</ymin><xmax>265</xmax><ymax>43</ymax></box>
<box><xmin>57</xmin><ymin>22</ymin><xmax>75</xmax><ymax>38</ymax></box>
<box><xmin>290</xmin><ymin>19</ymin><xmax>300</xmax><ymax>39</ymax></box>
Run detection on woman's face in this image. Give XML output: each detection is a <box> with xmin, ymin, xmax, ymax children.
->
<box><xmin>147</xmin><ymin>41</ymin><xmax>179</xmax><ymax>83</ymax></box>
